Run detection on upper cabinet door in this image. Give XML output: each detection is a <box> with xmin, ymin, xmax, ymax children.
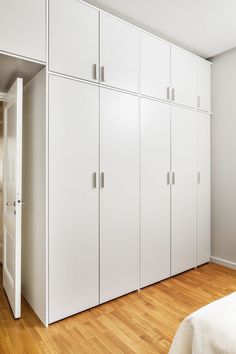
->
<box><xmin>0</xmin><ymin>0</ymin><xmax>45</xmax><ymax>62</ymax></box>
<box><xmin>140</xmin><ymin>33</ymin><xmax>171</xmax><ymax>100</ymax></box>
<box><xmin>49</xmin><ymin>0</ymin><xmax>99</xmax><ymax>82</ymax></box>
<box><xmin>197</xmin><ymin>59</ymin><xmax>211</xmax><ymax>112</ymax></box>
<box><xmin>100</xmin><ymin>13</ymin><xmax>139</xmax><ymax>92</ymax></box>
<box><xmin>171</xmin><ymin>46</ymin><xmax>196</xmax><ymax>108</ymax></box>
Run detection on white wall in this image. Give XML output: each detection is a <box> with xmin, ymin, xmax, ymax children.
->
<box><xmin>22</xmin><ymin>68</ymin><xmax>47</xmax><ymax>324</ymax></box>
<box><xmin>211</xmin><ymin>48</ymin><xmax>236</xmax><ymax>267</ymax></box>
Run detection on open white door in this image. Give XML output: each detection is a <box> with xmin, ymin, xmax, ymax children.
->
<box><xmin>3</xmin><ymin>78</ymin><xmax>23</xmax><ymax>318</ymax></box>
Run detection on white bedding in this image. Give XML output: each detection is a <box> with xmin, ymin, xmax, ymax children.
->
<box><xmin>169</xmin><ymin>292</ymin><xmax>236</xmax><ymax>354</ymax></box>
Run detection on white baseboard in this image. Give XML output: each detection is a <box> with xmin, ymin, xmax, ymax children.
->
<box><xmin>211</xmin><ymin>256</ymin><xmax>236</xmax><ymax>270</ymax></box>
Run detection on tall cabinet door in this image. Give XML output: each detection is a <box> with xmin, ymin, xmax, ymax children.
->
<box><xmin>197</xmin><ymin>112</ymin><xmax>211</xmax><ymax>266</ymax></box>
<box><xmin>100</xmin><ymin>13</ymin><xmax>139</xmax><ymax>92</ymax></box>
<box><xmin>171</xmin><ymin>106</ymin><xmax>196</xmax><ymax>276</ymax></box>
<box><xmin>49</xmin><ymin>76</ymin><xmax>99</xmax><ymax>323</ymax></box>
<box><xmin>197</xmin><ymin>58</ymin><xmax>211</xmax><ymax>112</ymax></box>
<box><xmin>49</xmin><ymin>0</ymin><xmax>99</xmax><ymax>81</ymax></box>
<box><xmin>100</xmin><ymin>88</ymin><xmax>139</xmax><ymax>302</ymax></box>
<box><xmin>171</xmin><ymin>46</ymin><xmax>196</xmax><ymax>108</ymax></box>
<box><xmin>140</xmin><ymin>98</ymin><xmax>171</xmax><ymax>288</ymax></box>
<box><xmin>140</xmin><ymin>33</ymin><xmax>171</xmax><ymax>101</ymax></box>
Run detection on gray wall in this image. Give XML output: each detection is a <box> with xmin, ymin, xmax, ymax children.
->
<box><xmin>211</xmin><ymin>48</ymin><xmax>236</xmax><ymax>265</ymax></box>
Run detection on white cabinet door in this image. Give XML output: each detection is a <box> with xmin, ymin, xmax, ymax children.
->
<box><xmin>171</xmin><ymin>106</ymin><xmax>196</xmax><ymax>276</ymax></box>
<box><xmin>49</xmin><ymin>76</ymin><xmax>99</xmax><ymax>323</ymax></box>
<box><xmin>197</xmin><ymin>59</ymin><xmax>211</xmax><ymax>112</ymax></box>
<box><xmin>100</xmin><ymin>88</ymin><xmax>138</xmax><ymax>302</ymax></box>
<box><xmin>0</xmin><ymin>0</ymin><xmax>45</xmax><ymax>61</ymax></box>
<box><xmin>100</xmin><ymin>13</ymin><xmax>139</xmax><ymax>92</ymax></box>
<box><xmin>197</xmin><ymin>112</ymin><xmax>211</xmax><ymax>266</ymax></box>
<box><xmin>140</xmin><ymin>98</ymin><xmax>171</xmax><ymax>288</ymax></box>
<box><xmin>49</xmin><ymin>0</ymin><xmax>99</xmax><ymax>82</ymax></box>
<box><xmin>171</xmin><ymin>46</ymin><xmax>196</xmax><ymax>108</ymax></box>
<box><xmin>140</xmin><ymin>33</ymin><xmax>171</xmax><ymax>101</ymax></box>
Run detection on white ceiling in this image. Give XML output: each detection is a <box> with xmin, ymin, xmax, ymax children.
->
<box><xmin>85</xmin><ymin>0</ymin><xmax>236</xmax><ymax>58</ymax></box>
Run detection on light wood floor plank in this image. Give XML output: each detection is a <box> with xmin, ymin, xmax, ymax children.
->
<box><xmin>0</xmin><ymin>263</ymin><xmax>236</xmax><ymax>353</ymax></box>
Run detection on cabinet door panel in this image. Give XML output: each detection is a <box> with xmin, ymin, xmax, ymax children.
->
<box><xmin>171</xmin><ymin>46</ymin><xmax>195</xmax><ymax>108</ymax></box>
<box><xmin>171</xmin><ymin>106</ymin><xmax>196</xmax><ymax>275</ymax></box>
<box><xmin>197</xmin><ymin>112</ymin><xmax>211</xmax><ymax>265</ymax></box>
<box><xmin>140</xmin><ymin>98</ymin><xmax>171</xmax><ymax>288</ymax></box>
<box><xmin>49</xmin><ymin>76</ymin><xmax>99</xmax><ymax>323</ymax></box>
<box><xmin>100</xmin><ymin>13</ymin><xmax>139</xmax><ymax>92</ymax></box>
<box><xmin>140</xmin><ymin>33</ymin><xmax>171</xmax><ymax>100</ymax></box>
<box><xmin>197</xmin><ymin>59</ymin><xmax>211</xmax><ymax>112</ymax></box>
<box><xmin>49</xmin><ymin>0</ymin><xmax>99</xmax><ymax>81</ymax></box>
<box><xmin>100</xmin><ymin>88</ymin><xmax>138</xmax><ymax>302</ymax></box>
<box><xmin>0</xmin><ymin>0</ymin><xmax>45</xmax><ymax>61</ymax></box>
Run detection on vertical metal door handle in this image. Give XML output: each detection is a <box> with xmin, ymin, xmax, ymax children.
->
<box><xmin>167</xmin><ymin>87</ymin><xmax>170</xmax><ymax>100</ymax></box>
<box><xmin>171</xmin><ymin>88</ymin><xmax>175</xmax><ymax>101</ymax></box>
<box><xmin>101</xmin><ymin>66</ymin><xmax>105</xmax><ymax>82</ymax></box>
<box><xmin>172</xmin><ymin>172</ymin><xmax>175</xmax><ymax>185</ymax></box>
<box><xmin>197</xmin><ymin>96</ymin><xmax>200</xmax><ymax>108</ymax></box>
<box><xmin>93</xmin><ymin>172</ymin><xmax>97</xmax><ymax>188</ymax></box>
<box><xmin>101</xmin><ymin>172</ymin><xmax>105</xmax><ymax>188</ymax></box>
<box><xmin>197</xmin><ymin>172</ymin><xmax>201</xmax><ymax>184</ymax></box>
<box><xmin>93</xmin><ymin>64</ymin><xmax>98</xmax><ymax>80</ymax></box>
<box><xmin>167</xmin><ymin>172</ymin><xmax>170</xmax><ymax>185</ymax></box>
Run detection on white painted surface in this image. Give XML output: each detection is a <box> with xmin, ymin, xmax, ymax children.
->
<box><xmin>140</xmin><ymin>32</ymin><xmax>171</xmax><ymax>101</ymax></box>
<box><xmin>84</xmin><ymin>0</ymin><xmax>236</xmax><ymax>58</ymax></box>
<box><xmin>210</xmin><ymin>257</ymin><xmax>236</xmax><ymax>270</ymax></box>
<box><xmin>211</xmin><ymin>48</ymin><xmax>236</xmax><ymax>265</ymax></box>
<box><xmin>0</xmin><ymin>54</ymin><xmax>44</xmax><ymax>92</ymax></box>
<box><xmin>3</xmin><ymin>78</ymin><xmax>23</xmax><ymax>318</ymax></box>
<box><xmin>197</xmin><ymin>112</ymin><xmax>211</xmax><ymax>266</ymax></box>
<box><xmin>100</xmin><ymin>12</ymin><xmax>139</xmax><ymax>92</ymax></box>
<box><xmin>49</xmin><ymin>75</ymin><xmax>99</xmax><ymax>323</ymax></box>
<box><xmin>140</xmin><ymin>98</ymin><xmax>170</xmax><ymax>288</ymax></box>
<box><xmin>22</xmin><ymin>69</ymin><xmax>47</xmax><ymax>325</ymax></box>
<box><xmin>171</xmin><ymin>46</ymin><xmax>196</xmax><ymax>108</ymax></box>
<box><xmin>196</xmin><ymin>58</ymin><xmax>211</xmax><ymax>112</ymax></box>
<box><xmin>0</xmin><ymin>0</ymin><xmax>45</xmax><ymax>61</ymax></box>
<box><xmin>100</xmin><ymin>88</ymin><xmax>138</xmax><ymax>302</ymax></box>
<box><xmin>171</xmin><ymin>106</ymin><xmax>196</xmax><ymax>276</ymax></box>
<box><xmin>49</xmin><ymin>0</ymin><xmax>99</xmax><ymax>82</ymax></box>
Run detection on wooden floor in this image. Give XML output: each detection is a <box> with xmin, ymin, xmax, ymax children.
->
<box><xmin>1</xmin><ymin>263</ymin><xmax>236</xmax><ymax>353</ymax></box>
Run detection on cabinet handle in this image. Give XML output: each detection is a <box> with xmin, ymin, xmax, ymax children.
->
<box><xmin>197</xmin><ymin>96</ymin><xmax>200</xmax><ymax>108</ymax></box>
<box><xmin>197</xmin><ymin>172</ymin><xmax>201</xmax><ymax>184</ymax></box>
<box><xmin>93</xmin><ymin>64</ymin><xmax>98</xmax><ymax>80</ymax></box>
<box><xmin>172</xmin><ymin>172</ymin><xmax>175</xmax><ymax>185</ymax></box>
<box><xmin>101</xmin><ymin>66</ymin><xmax>105</xmax><ymax>82</ymax></box>
<box><xmin>93</xmin><ymin>172</ymin><xmax>97</xmax><ymax>188</ymax></box>
<box><xmin>171</xmin><ymin>88</ymin><xmax>175</xmax><ymax>101</ymax></box>
<box><xmin>167</xmin><ymin>87</ymin><xmax>170</xmax><ymax>100</ymax></box>
<box><xmin>167</xmin><ymin>172</ymin><xmax>170</xmax><ymax>185</ymax></box>
<box><xmin>101</xmin><ymin>172</ymin><xmax>105</xmax><ymax>188</ymax></box>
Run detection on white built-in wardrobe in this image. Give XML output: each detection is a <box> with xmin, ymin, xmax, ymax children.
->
<box><xmin>2</xmin><ymin>0</ymin><xmax>211</xmax><ymax>326</ymax></box>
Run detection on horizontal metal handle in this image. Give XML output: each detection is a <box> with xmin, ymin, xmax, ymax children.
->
<box><xmin>101</xmin><ymin>172</ymin><xmax>105</xmax><ymax>188</ymax></box>
<box><xmin>6</xmin><ymin>201</ymin><xmax>15</xmax><ymax>206</ymax></box>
